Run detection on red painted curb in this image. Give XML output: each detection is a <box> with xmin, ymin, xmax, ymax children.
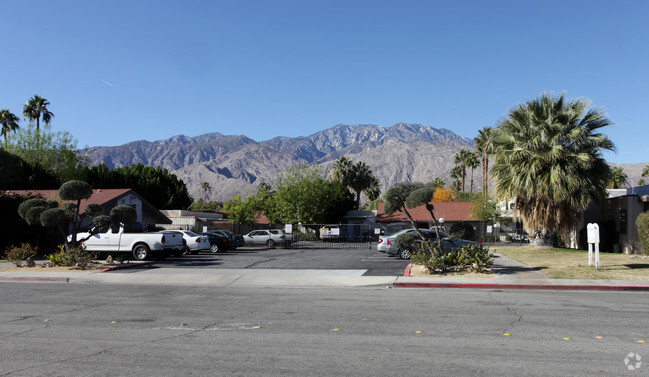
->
<box><xmin>97</xmin><ymin>261</ymin><xmax>156</xmax><ymax>273</ymax></box>
<box><xmin>393</xmin><ymin>282</ymin><xmax>649</xmax><ymax>291</ymax></box>
<box><xmin>404</xmin><ymin>263</ymin><xmax>413</xmax><ymax>277</ymax></box>
<box><xmin>0</xmin><ymin>276</ymin><xmax>70</xmax><ymax>282</ymax></box>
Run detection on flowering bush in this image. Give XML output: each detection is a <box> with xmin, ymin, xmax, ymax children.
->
<box><xmin>4</xmin><ymin>243</ymin><xmax>38</xmax><ymax>267</ymax></box>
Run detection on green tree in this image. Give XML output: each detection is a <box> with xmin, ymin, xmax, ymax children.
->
<box><xmin>492</xmin><ymin>93</ymin><xmax>615</xmax><ymax>246</ymax></box>
<box><xmin>58</xmin><ymin>180</ymin><xmax>95</xmax><ymax>245</ymax></box>
<box><xmin>608</xmin><ymin>167</ymin><xmax>628</xmax><ymax>189</ymax></box>
<box><xmin>0</xmin><ymin>149</ymin><xmax>58</xmax><ymax>189</ymax></box>
<box><xmin>364</xmin><ymin>175</ymin><xmax>381</xmax><ymax>202</ymax></box>
<box><xmin>69</xmin><ymin>163</ymin><xmax>192</xmax><ymax>209</ymax></box>
<box><xmin>454</xmin><ymin>149</ymin><xmax>472</xmax><ymax>193</ymax></box>
<box><xmin>466</xmin><ymin>152</ymin><xmax>479</xmax><ymax>193</ymax></box>
<box><xmin>265</xmin><ymin>165</ymin><xmax>354</xmax><ymax>224</ymax></box>
<box><xmin>471</xmin><ymin>195</ymin><xmax>502</xmax><ymax>242</ymax></box>
<box><xmin>332</xmin><ymin>156</ymin><xmax>379</xmax><ymax>209</ymax></box>
<box><xmin>474</xmin><ymin>127</ymin><xmax>495</xmax><ymax>196</ymax></box>
<box><xmin>429</xmin><ymin>177</ymin><xmax>445</xmax><ymax>190</ymax></box>
<box><xmin>7</xmin><ymin>123</ymin><xmax>85</xmax><ymax>180</ymax></box>
<box><xmin>22</xmin><ymin>94</ymin><xmax>54</xmax><ymax>153</ymax></box>
<box><xmin>201</xmin><ymin>181</ymin><xmax>211</xmax><ymax>201</ymax></box>
<box><xmin>188</xmin><ymin>199</ymin><xmax>223</xmax><ymax>211</ymax></box>
<box><xmin>0</xmin><ymin>109</ymin><xmax>20</xmax><ymax>149</ymax></box>
<box><xmin>450</xmin><ymin>165</ymin><xmax>461</xmax><ymax>197</ymax></box>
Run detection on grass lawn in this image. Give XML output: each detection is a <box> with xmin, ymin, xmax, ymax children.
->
<box><xmin>495</xmin><ymin>245</ymin><xmax>649</xmax><ymax>280</ymax></box>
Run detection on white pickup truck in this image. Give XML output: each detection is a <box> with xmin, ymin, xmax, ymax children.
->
<box><xmin>74</xmin><ymin>225</ymin><xmax>185</xmax><ymax>260</ymax></box>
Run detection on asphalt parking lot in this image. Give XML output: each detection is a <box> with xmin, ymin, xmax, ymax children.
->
<box><xmin>113</xmin><ymin>246</ymin><xmax>410</xmax><ymax>276</ymax></box>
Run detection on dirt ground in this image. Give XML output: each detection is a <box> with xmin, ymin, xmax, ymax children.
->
<box><xmin>0</xmin><ymin>261</ymin><xmax>120</xmax><ymax>272</ymax></box>
<box><xmin>408</xmin><ymin>264</ymin><xmax>496</xmax><ymax>278</ymax></box>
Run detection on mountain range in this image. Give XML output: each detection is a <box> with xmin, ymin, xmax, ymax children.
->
<box><xmin>81</xmin><ymin>123</ymin><xmax>477</xmax><ymax>202</ymax></box>
<box><xmin>81</xmin><ymin>123</ymin><xmax>648</xmax><ymax>203</ymax></box>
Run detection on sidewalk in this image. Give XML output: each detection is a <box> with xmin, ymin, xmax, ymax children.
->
<box><xmin>2</xmin><ymin>254</ymin><xmax>649</xmax><ymax>291</ymax></box>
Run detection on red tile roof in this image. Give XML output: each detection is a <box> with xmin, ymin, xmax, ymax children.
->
<box><xmin>376</xmin><ymin>201</ymin><xmax>476</xmax><ymax>223</ymax></box>
<box><xmin>4</xmin><ymin>189</ymin><xmax>132</xmax><ymax>212</ymax></box>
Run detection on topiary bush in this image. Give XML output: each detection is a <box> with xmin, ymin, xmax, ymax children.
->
<box><xmin>637</xmin><ymin>212</ymin><xmax>649</xmax><ymax>255</ymax></box>
<box><xmin>395</xmin><ymin>232</ymin><xmax>417</xmax><ymax>251</ymax></box>
<box><xmin>449</xmin><ymin>222</ymin><xmax>475</xmax><ymax>240</ymax></box>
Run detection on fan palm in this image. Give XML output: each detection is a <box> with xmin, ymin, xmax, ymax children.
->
<box><xmin>608</xmin><ymin>167</ymin><xmax>628</xmax><ymax>189</ymax></box>
<box><xmin>453</xmin><ymin>149</ymin><xmax>472</xmax><ymax>193</ymax></box>
<box><xmin>22</xmin><ymin>94</ymin><xmax>54</xmax><ymax>152</ymax></box>
<box><xmin>492</xmin><ymin>93</ymin><xmax>615</xmax><ymax>246</ymax></box>
<box><xmin>466</xmin><ymin>152</ymin><xmax>480</xmax><ymax>193</ymax></box>
<box><xmin>474</xmin><ymin>127</ymin><xmax>495</xmax><ymax>196</ymax></box>
<box><xmin>332</xmin><ymin>156</ymin><xmax>352</xmax><ymax>185</ymax></box>
<box><xmin>450</xmin><ymin>165</ymin><xmax>461</xmax><ymax>197</ymax></box>
<box><xmin>0</xmin><ymin>109</ymin><xmax>20</xmax><ymax>149</ymax></box>
<box><xmin>348</xmin><ymin>161</ymin><xmax>374</xmax><ymax>210</ymax></box>
<box><xmin>643</xmin><ymin>165</ymin><xmax>649</xmax><ymax>178</ymax></box>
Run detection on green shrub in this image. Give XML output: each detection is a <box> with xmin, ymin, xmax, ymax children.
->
<box><xmin>47</xmin><ymin>244</ymin><xmax>98</xmax><ymax>269</ymax></box>
<box><xmin>637</xmin><ymin>212</ymin><xmax>649</xmax><ymax>255</ymax></box>
<box><xmin>4</xmin><ymin>243</ymin><xmax>38</xmax><ymax>267</ymax></box>
<box><xmin>395</xmin><ymin>232</ymin><xmax>417</xmax><ymax>251</ymax></box>
<box><xmin>411</xmin><ymin>243</ymin><xmax>493</xmax><ymax>274</ymax></box>
<box><xmin>449</xmin><ymin>222</ymin><xmax>475</xmax><ymax>240</ymax></box>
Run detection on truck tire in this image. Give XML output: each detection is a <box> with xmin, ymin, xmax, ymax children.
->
<box><xmin>133</xmin><ymin>244</ymin><xmax>150</xmax><ymax>261</ymax></box>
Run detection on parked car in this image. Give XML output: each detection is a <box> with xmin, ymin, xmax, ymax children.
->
<box><xmin>378</xmin><ymin>228</ymin><xmax>477</xmax><ymax>259</ymax></box>
<box><xmin>243</xmin><ymin>229</ymin><xmax>286</xmax><ymax>246</ymax></box>
<box><xmin>205</xmin><ymin>230</ymin><xmax>244</xmax><ymax>249</ymax></box>
<box><xmin>199</xmin><ymin>232</ymin><xmax>230</xmax><ymax>253</ymax></box>
<box><xmin>162</xmin><ymin>230</ymin><xmax>210</xmax><ymax>255</ymax></box>
<box><xmin>74</xmin><ymin>224</ymin><xmax>185</xmax><ymax>260</ymax></box>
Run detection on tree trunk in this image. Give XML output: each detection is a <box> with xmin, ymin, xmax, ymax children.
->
<box><xmin>532</xmin><ymin>229</ymin><xmax>554</xmax><ymax>247</ymax></box>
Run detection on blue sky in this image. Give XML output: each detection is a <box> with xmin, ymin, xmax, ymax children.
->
<box><xmin>2</xmin><ymin>0</ymin><xmax>647</xmax><ymax>163</ymax></box>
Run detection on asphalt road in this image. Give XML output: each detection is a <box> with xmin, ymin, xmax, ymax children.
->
<box><xmin>1</xmin><ymin>283</ymin><xmax>648</xmax><ymax>376</ymax></box>
<box><xmin>123</xmin><ymin>246</ymin><xmax>411</xmax><ymax>276</ymax></box>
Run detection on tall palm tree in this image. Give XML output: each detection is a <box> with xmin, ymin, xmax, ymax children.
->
<box><xmin>491</xmin><ymin>93</ymin><xmax>615</xmax><ymax>246</ymax></box>
<box><xmin>0</xmin><ymin>109</ymin><xmax>20</xmax><ymax>149</ymax></box>
<box><xmin>348</xmin><ymin>161</ymin><xmax>374</xmax><ymax>210</ymax></box>
<box><xmin>608</xmin><ymin>167</ymin><xmax>628</xmax><ymax>189</ymax></box>
<box><xmin>466</xmin><ymin>152</ymin><xmax>480</xmax><ymax>193</ymax></box>
<box><xmin>363</xmin><ymin>175</ymin><xmax>381</xmax><ymax>202</ymax></box>
<box><xmin>450</xmin><ymin>165</ymin><xmax>461</xmax><ymax>197</ymax></box>
<box><xmin>201</xmin><ymin>181</ymin><xmax>211</xmax><ymax>201</ymax></box>
<box><xmin>474</xmin><ymin>127</ymin><xmax>495</xmax><ymax>196</ymax></box>
<box><xmin>22</xmin><ymin>94</ymin><xmax>54</xmax><ymax>152</ymax></box>
<box><xmin>453</xmin><ymin>149</ymin><xmax>472</xmax><ymax>193</ymax></box>
<box><xmin>332</xmin><ymin>156</ymin><xmax>352</xmax><ymax>185</ymax></box>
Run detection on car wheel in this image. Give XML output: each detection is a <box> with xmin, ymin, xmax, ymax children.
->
<box><xmin>133</xmin><ymin>244</ymin><xmax>150</xmax><ymax>261</ymax></box>
<box><xmin>266</xmin><ymin>239</ymin><xmax>275</xmax><ymax>247</ymax></box>
<box><xmin>173</xmin><ymin>247</ymin><xmax>186</xmax><ymax>257</ymax></box>
<box><xmin>210</xmin><ymin>244</ymin><xmax>220</xmax><ymax>253</ymax></box>
<box><xmin>399</xmin><ymin>249</ymin><xmax>411</xmax><ymax>260</ymax></box>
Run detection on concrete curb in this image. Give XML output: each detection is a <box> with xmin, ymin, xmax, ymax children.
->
<box><xmin>0</xmin><ymin>276</ymin><xmax>70</xmax><ymax>283</ymax></box>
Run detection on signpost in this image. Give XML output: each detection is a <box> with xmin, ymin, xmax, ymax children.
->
<box><xmin>586</xmin><ymin>223</ymin><xmax>600</xmax><ymax>269</ymax></box>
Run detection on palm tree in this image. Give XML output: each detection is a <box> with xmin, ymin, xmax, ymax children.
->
<box><xmin>643</xmin><ymin>165</ymin><xmax>649</xmax><ymax>178</ymax></box>
<box><xmin>466</xmin><ymin>152</ymin><xmax>480</xmax><ymax>193</ymax></box>
<box><xmin>430</xmin><ymin>177</ymin><xmax>445</xmax><ymax>190</ymax></box>
<box><xmin>608</xmin><ymin>167</ymin><xmax>628</xmax><ymax>189</ymax></box>
<box><xmin>22</xmin><ymin>94</ymin><xmax>54</xmax><ymax>152</ymax></box>
<box><xmin>474</xmin><ymin>127</ymin><xmax>495</xmax><ymax>196</ymax></box>
<box><xmin>450</xmin><ymin>165</ymin><xmax>461</xmax><ymax>197</ymax></box>
<box><xmin>363</xmin><ymin>175</ymin><xmax>381</xmax><ymax>202</ymax></box>
<box><xmin>332</xmin><ymin>156</ymin><xmax>352</xmax><ymax>185</ymax></box>
<box><xmin>201</xmin><ymin>181</ymin><xmax>211</xmax><ymax>201</ymax></box>
<box><xmin>348</xmin><ymin>161</ymin><xmax>374</xmax><ymax>210</ymax></box>
<box><xmin>0</xmin><ymin>109</ymin><xmax>20</xmax><ymax>149</ymax></box>
<box><xmin>453</xmin><ymin>149</ymin><xmax>472</xmax><ymax>192</ymax></box>
<box><xmin>491</xmin><ymin>93</ymin><xmax>615</xmax><ymax>246</ymax></box>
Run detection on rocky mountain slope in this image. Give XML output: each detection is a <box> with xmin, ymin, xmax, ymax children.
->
<box><xmin>82</xmin><ymin>123</ymin><xmax>477</xmax><ymax>202</ymax></box>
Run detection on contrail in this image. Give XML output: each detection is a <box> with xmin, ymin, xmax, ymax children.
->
<box><xmin>99</xmin><ymin>78</ymin><xmax>114</xmax><ymax>87</ymax></box>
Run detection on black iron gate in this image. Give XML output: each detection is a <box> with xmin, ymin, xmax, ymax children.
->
<box><xmin>288</xmin><ymin>224</ymin><xmax>374</xmax><ymax>249</ymax></box>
